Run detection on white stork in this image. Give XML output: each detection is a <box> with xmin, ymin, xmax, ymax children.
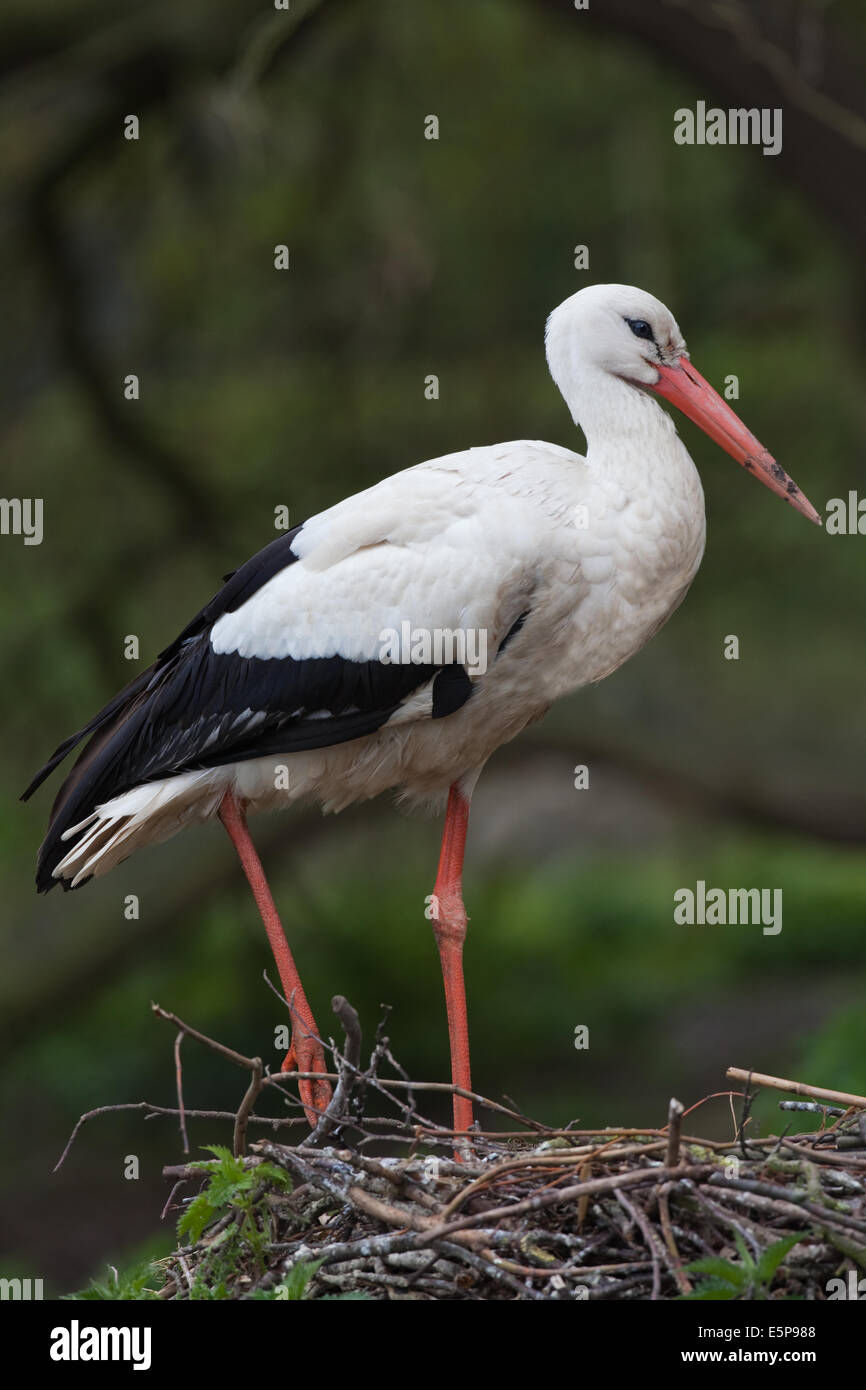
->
<box><xmin>23</xmin><ymin>284</ymin><xmax>820</xmax><ymax>1133</ymax></box>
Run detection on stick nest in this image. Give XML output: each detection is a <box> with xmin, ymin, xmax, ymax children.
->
<box><xmin>60</xmin><ymin>994</ymin><xmax>866</xmax><ymax>1301</ymax></box>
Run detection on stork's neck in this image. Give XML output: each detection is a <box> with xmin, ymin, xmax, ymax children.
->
<box><xmin>564</xmin><ymin>366</ymin><xmax>681</xmax><ymax>475</ymax></box>
<box><xmin>558</xmin><ymin>363</ymin><xmax>706</xmax><ymax>580</ymax></box>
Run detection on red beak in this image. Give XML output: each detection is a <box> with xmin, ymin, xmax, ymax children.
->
<box><xmin>651</xmin><ymin>359</ymin><xmax>821</xmax><ymax>526</ymax></box>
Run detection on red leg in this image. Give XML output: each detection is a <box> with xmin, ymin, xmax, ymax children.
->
<box><xmin>218</xmin><ymin>791</ymin><xmax>332</xmax><ymax>1127</ymax></box>
<box><xmin>431</xmin><ymin>784</ymin><xmax>474</xmax><ymax>1136</ymax></box>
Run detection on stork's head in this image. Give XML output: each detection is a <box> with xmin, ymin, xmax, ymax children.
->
<box><xmin>545</xmin><ymin>283</ymin><xmax>820</xmax><ymax>525</ymax></box>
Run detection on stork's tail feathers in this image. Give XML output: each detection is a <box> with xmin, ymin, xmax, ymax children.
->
<box><xmin>43</xmin><ymin>774</ymin><xmax>228</xmax><ymax>891</ymax></box>
<box><xmin>21</xmin><ymin>659</ymin><xmax>211</xmax><ymax>891</ymax></box>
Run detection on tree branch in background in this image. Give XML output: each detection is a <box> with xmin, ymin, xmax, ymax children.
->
<box><xmin>563</xmin><ymin>0</ymin><xmax>866</xmax><ymax>306</ymax></box>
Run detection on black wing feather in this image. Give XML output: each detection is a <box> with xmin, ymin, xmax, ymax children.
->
<box><xmin>24</xmin><ymin>522</ymin><xmax>474</xmax><ymax>892</ymax></box>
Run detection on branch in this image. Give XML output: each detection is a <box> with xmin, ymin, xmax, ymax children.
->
<box><xmin>727</xmin><ymin>1067</ymin><xmax>866</xmax><ymax>1110</ymax></box>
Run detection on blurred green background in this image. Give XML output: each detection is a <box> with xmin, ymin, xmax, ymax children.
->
<box><xmin>2</xmin><ymin>0</ymin><xmax>865</xmax><ymax>1293</ymax></box>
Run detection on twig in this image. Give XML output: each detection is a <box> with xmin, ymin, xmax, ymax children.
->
<box><xmin>615</xmin><ymin>1190</ymin><xmax>662</xmax><ymax>1299</ymax></box>
<box><xmin>779</xmin><ymin>1101</ymin><xmax>846</xmax><ymax>1118</ymax></box>
<box><xmin>160</xmin><ymin>1179</ymin><xmax>188</xmax><ymax>1223</ymax></box>
<box><xmin>151</xmin><ymin>1003</ymin><xmax>260</xmax><ymax>1072</ymax></box>
<box><xmin>658</xmin><ymin>1185</ymin><xmax>692</xmax><ymax>1295</ymax></box>
<box><xmin>300</xmin><ymin>995</ymin><xmax>362</xmax><ymax>1149</ymax></box>
<box><xmin>727</xmin><ymin>1068</ymin><xmax>866</xmax><ymax>1110</ymax></box>
<box><xmin>55</xmin><ymin>1102</ymin><xmax>306</xmax><ymax>1170</ymax></box>
<box><xmin>779</xmin><ymin>1139</ymin><xmax>866</xmax><ymax>1169</ymax></box>
<box><xmin>439</xmin><ymin>1240</ymin><xmax>544</xmax><ymax>1300</ymax></box>
<box><xmin>233</xmin><ymin>1058</ymin><xmax>264</xmax><ymax>1158</ymax></box>
<box><xmin>707</xmin><ymin>1181</ymin><xmax>863</xmax><ymax>1239</ymax></box>
<box><xmin>173</xmin><ymin>1030</ymin><xmax>189</xmax><ymax>1155</ymax></box>
<box><xmin>665</xmin><ymin>1097</ymin><xmax>684</xmax><ymax>1169</ymax></box>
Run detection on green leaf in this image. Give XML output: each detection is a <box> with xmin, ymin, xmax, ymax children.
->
<box><xmin>681</xmin><ymin>1281</ymin><xmax>739</xmax><ymax>1301</ymax></box>
<box><xmin>683</xmin><ymin>1256</ymin><xmax>745</xmax><ymax>1287</ymax></box>
<box><xmin>207</xmin><ymin>1168</ymin><xmax>252</xmax><ymax>1209</ymax></box>
<box><xmin>256</xmin><ymin>1161</ymin><xmax>293</xmax><ymax>1192</ymax></box>
<box><xmin>178</xmin><ymin>1192</ymin><xmax>217</xmax><ymax>1244</ymax></box>
<box><xmin>64</xmin><ymin>1256</ymin><xmax>167</xmax><ymax>1301</ymax></box>
<box><xmin>275</xmin><ymin>1259</ymin><xmax>325</xmax><ymax>1301</ymax></box>
<box><xmin>202</xmin><ymin>1144</ymin><xmax>236</xmax><ymax>1165</ymax></box>
<box><xmin>755</xmin><ymin>1234</ymin><xmax>804</xmax><ymax>1287</ymax></box>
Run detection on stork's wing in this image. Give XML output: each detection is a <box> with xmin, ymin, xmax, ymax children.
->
<box><xmin>23</xmin><ymin>459</ymin><xmax>539</xmax><ymax>887</ymax></box>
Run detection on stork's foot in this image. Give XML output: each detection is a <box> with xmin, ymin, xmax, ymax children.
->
<box><xmin>282</xmin><ymin>1033</ymin><xmax>333</xmax><ymax>1128</ymax></box>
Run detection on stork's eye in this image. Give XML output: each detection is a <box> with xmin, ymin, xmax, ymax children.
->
<box><xmin>626</xmin><ymin>318</ymin><xmax>654</xmax><ymax>341</ymax></box>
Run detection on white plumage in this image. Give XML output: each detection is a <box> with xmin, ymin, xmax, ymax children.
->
<box><xmin>25</xmin><ymin>283</ymin><xmax>818</xmax><ymax>1132</ymax></box>
<box><xmin>32</xmin><ymin>284</ymin><xmax>817</xmax><ymax>889</ymax></box>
